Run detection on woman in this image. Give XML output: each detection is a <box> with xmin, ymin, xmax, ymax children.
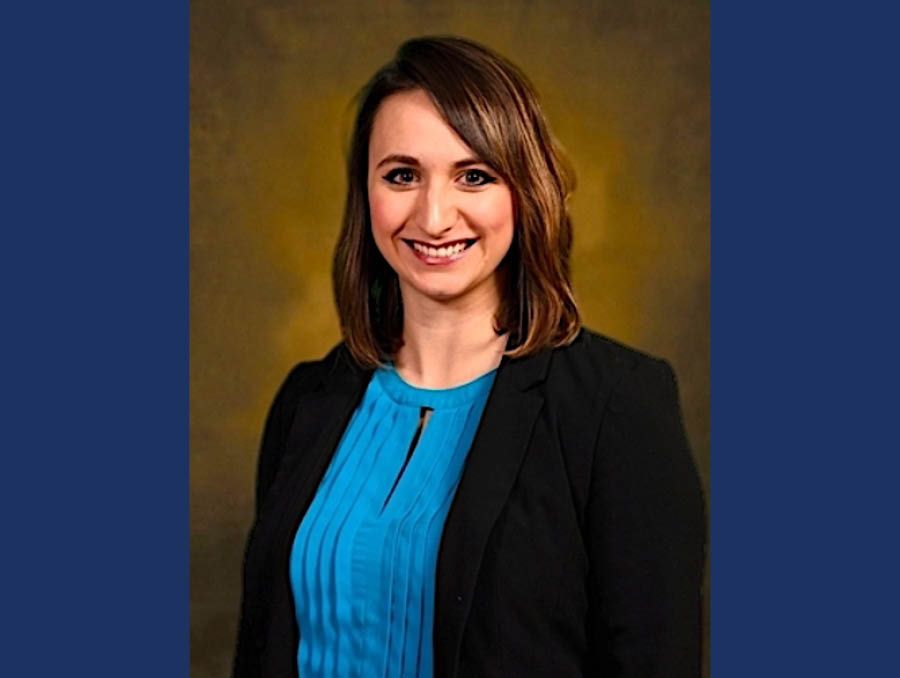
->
<box><xmin>234</xmin><ymin>36</ymin><xmax>705</xmax><ymax>678</ymax></box>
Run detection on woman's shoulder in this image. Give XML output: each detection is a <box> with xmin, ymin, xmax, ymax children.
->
<box><xmin>535</xmin><ymin>327</ymin><xmax>687</xmax><ymax>456</ymax></box>
<box><xmin>546</xmin><ymin>329</ymin><xmax>694</xmax><ymax>492</ymax></box>
<box><xmin>274</xmin><ymin>341</ymin><xmax>359</xmax><ymax>398</ymax></box>
<box><xmin>546</xmin><ymin>327</ymin><xmax>678</xmax><ymax>397</ymax></box>
<box><xmin>561</xmin><ymin>327</ymin><xmax>666</xmax><ymax>364</ymax></box>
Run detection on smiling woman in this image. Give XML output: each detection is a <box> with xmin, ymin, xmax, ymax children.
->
<box><xmin>333</xmin><ymin>37</ymin><xmax>580</xmax><ymax>380</ymax></box>
<box><xmin>233</xmin><ymin>36</ymin><xmax>705</xmax><ymax>678</ymax></box>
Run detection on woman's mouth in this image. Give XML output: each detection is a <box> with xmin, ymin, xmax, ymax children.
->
<box><xmin>403</xmin><ymin>238</ymin><xmax>478</xmax><ymax>264</ymax></box>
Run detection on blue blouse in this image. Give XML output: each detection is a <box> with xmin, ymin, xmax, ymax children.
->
<box><xmin>289</xmin><ymin>364</ymin><xmax>496</xmax><ymax>678</ymax></box>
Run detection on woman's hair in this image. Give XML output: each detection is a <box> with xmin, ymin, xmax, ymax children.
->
<box><xmin>333</xmin><ymin>35</ymin><xmax>581</xmax><ymax>367</ymax></box>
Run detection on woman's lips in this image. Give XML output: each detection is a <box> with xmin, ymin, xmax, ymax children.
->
<box><xmin>403</xmin><ymin>238</ymin><xmax>477</xmax><ymax>265</ymax></box>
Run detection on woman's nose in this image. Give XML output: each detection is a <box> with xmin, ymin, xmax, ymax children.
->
<box><xmin>415</xmin><ymin>181</ymin><xmax>457</xmax><ymax>237</ymax></box>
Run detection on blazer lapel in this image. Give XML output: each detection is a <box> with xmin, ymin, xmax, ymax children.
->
<box><xmin>261</xmin><ymin>347</ymin><xmax>372</xmax><ymax>545</ymax></box>
<box><xmin>433</xmin><ymin>349</ymin><xmax>551</xmax><ymax>677</ymax></box>
<box><xmin>254</xmin><ymin>348</ymin><xmax>372</xmax><ymax>673</ymax></box>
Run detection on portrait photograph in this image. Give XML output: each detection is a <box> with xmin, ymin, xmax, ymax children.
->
<box><xmin>7</xmin><ymin>1</ymin><xmax>896</xmax><ymax>677</ymax></box>
<box><xmin>190</xmin><ymin>1</ymin><xmax>710</xmax><ymax>676</ymax></box>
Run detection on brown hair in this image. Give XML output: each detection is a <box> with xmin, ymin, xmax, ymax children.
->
<box><xmin>333</xmin><ymin>35</ymin><xmax>581</xmax><ymax>367</ymax></box>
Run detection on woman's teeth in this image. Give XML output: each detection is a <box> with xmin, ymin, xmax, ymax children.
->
<box><xmin>412</xmin><ymin>241</ymin><xmax>468</xmax><ymax>258</ymax></box>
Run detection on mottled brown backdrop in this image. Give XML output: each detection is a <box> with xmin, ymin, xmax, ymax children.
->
<box><xmin>190</xmin><ymin>1</ymin><xmax>709</xmax><ymax>676</ymax></box>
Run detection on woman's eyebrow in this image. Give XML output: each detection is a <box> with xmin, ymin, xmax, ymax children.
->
<box><xmin>375</xmin><ymin>153</ymin><xmax>419</xmax><ymax>169</ymax></box>
<box><xmin>374</xmin><ymin>154</ymin><xmax>484</xmax><ymax>170</ymax></box>
<box><xmin>451</xmin><ymin>157</ymin><xmax>483</xmax><ymax>170</ymax></box>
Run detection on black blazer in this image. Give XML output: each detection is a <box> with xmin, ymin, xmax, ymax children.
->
<box><xmin>233</xmin><ymin>329</ymin><xmax>705</xmax><ymax>677</ymax></box>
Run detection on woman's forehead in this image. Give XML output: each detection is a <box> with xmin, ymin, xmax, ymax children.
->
<box><xmin>368</xmin><ymin>90</ymin><xmax>477</xmax><ymax>169</ymax></box>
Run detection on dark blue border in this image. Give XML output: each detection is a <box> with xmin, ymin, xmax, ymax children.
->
<box><xmin>5</xmin><ymin>0</ymin><xmax>899</xmax><ymax>675</ymax></box>
<box><xmin>4</xmin><ymin>3</ymin><xmax>188</xmax><ymax>676</ymax></box>
<box><xmin>714</xmin><ymin>2</ymin><xmax>898</xmax><ymax>675</ymax></box>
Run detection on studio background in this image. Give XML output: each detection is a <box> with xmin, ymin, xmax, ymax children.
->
<box><xmin>190</xmin><ymin>0</ymin><xmax>709</xmax><ymax>676</ymax></box>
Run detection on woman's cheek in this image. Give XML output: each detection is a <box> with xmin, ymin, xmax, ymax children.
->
<box><xmin>470</xmin><ymin>190</ymin><xmax>514</xmax><ymax>238</ymax></box>
<box><xmin>369</xmin><ymin>189</ymin><xmax>409</xmax><ymax>234</ymax></box>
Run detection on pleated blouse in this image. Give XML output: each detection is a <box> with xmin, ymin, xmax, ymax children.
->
<box><xmin>289</xmin><ymin>363</ymin><xmax>497</xmax><ymax>678</ymax></box>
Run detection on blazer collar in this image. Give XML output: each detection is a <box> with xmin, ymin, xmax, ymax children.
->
<box><xmin>317</xmin><ymin>343</ymin><xmax>374</xmax><ymax>395</ymax></box>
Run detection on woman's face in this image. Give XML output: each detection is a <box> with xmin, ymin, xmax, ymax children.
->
<box><xmin>367</xmin><ymin>89</ymin><xmax>514</xmax><ymax>310</ymax></box>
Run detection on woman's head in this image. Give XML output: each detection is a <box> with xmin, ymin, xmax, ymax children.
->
<box><xmin>333</xmin><ymin>35</ymin><xmax>581</xmax><ymax>366</ymax></box>
<box><xmin>367</xmin><ymin>88</ymin><xmax>516</xmax><ymax>321</ymax></box>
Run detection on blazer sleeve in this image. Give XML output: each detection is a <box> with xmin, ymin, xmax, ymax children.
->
<box><xmin>233</xmin><ymin>361</ymin><xmax>315</xmax><ymax>677</ymax></box>
<box><xmin>252</xmin><ymin>362</ymin><xmax>315</xmax><ymax>515</ymax></box>
<box><xmin>585</xmin><ymin>357</ymin><xmax>706</xmax><ymax>677</ymax></box>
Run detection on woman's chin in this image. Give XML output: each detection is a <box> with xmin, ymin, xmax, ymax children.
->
<box><xmin>410</xmin><ymin>285</ymin><xmax>468</xmax><ymax>304</ymax></box>
<box><xmin>398</xmin><ymin>266</ymin><xmax>505</xmax><ymax>309</ymax></box>
<box><xmin>399</xmin><ymin>276</ymin><xmax>485</xmax><ymax>306</ymax></box>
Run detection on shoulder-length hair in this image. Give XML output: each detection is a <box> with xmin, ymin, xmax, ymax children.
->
<box><xmin>333</xmin><ymin>35</ymin><xmax>581</xmax><ymax>367</ymax></box>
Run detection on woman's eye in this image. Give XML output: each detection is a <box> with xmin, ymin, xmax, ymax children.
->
<box><xmin>461</xmin><ymin>169</ymin><xmax>497</xmax><ymax>187</ymax></box>
<box><xmin>383</xmin><ymin>168</ymin><xmax>417</xmax><ymax>185</ymax></box>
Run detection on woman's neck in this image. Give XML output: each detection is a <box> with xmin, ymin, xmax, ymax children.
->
<box><xmin>393</xmin><ymin>283</ymin><xmax>508</xmax><ymax>389</ymax></box>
